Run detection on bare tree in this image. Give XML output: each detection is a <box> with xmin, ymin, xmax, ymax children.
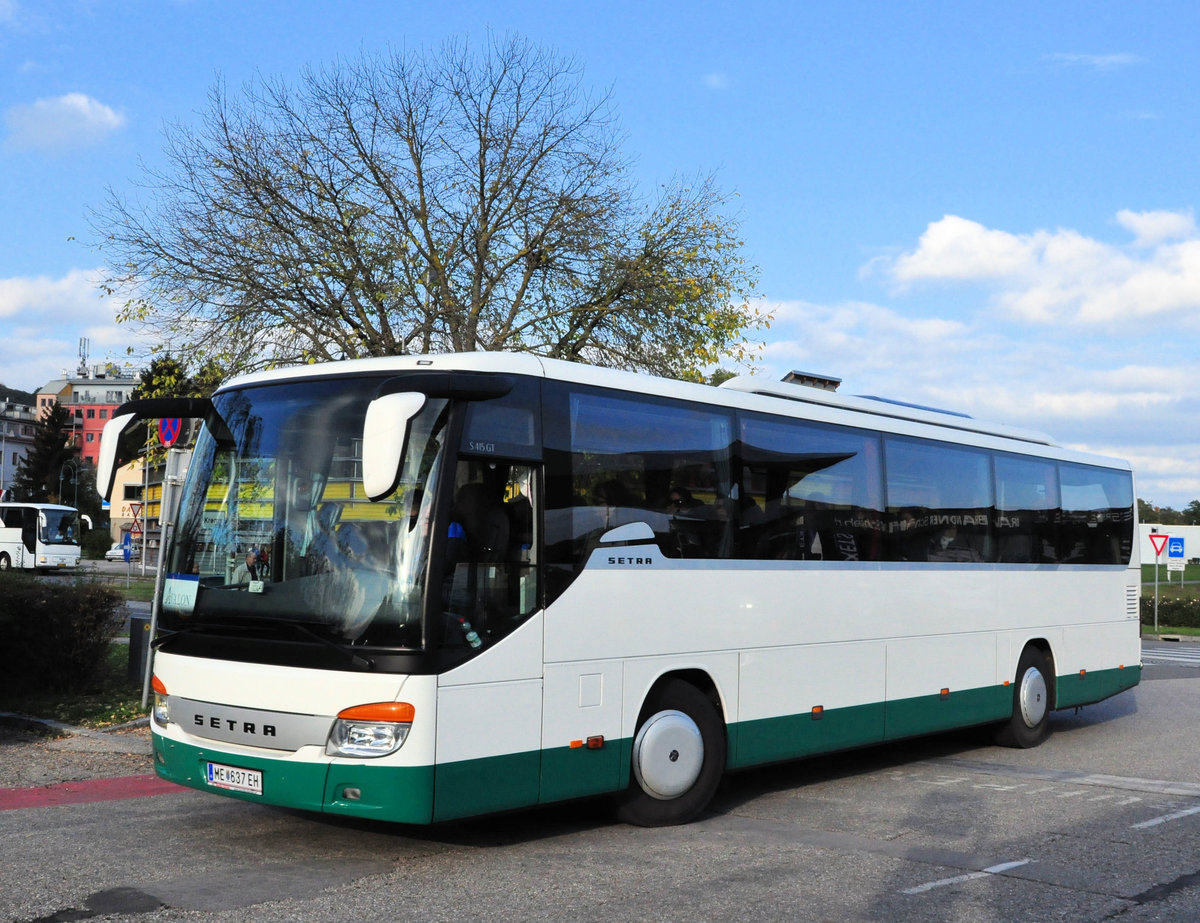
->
<box><xmin>97</xmin><ymin>34</ymin><xmax>765</xmax><ymax>380</ymax></box>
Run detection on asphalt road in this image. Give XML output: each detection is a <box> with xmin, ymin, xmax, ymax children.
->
<box><xmin>2</xmin><ymin>647</ymin><xmax>1199</xmax><ymax>922</ymax></box>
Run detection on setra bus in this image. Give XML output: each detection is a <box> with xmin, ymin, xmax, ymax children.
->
<box><xmin>0</xmin><ymin>502</ymin><xmax>87</xmax><ymax>571</ymax></box>
<box><xmin>97</xmin><ymin>353</ymin><xmax>1141</xmax><ymax>826</ymax></box>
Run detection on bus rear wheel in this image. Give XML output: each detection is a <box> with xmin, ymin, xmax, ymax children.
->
<box><xmin>995</xmin><ymin>646</ymin><xmax>1053</xmax><ymax>748</ymax></box>
<box><xmin>616</xmin><ymin>679</ymin><xmax>725</xmax><ymax>826</ymax></box>
<box><xmin>0</xmin><ymin>552</ymin><xmax>10</xmax><ymax>570</ymax></box>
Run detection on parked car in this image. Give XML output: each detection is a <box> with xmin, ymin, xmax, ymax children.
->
<box><xmin>105</xmin><ymin>541</ymin><xmax>141</xmax><ymax>561</ymax></box>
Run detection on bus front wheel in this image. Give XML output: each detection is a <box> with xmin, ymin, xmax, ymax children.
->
<box><xmin>0</xmin><ymin>552</ymin><xmax>10</xmax><ymax>570</ymax></box>
<box><xmin>996</xmin><ymin>646</ymin><xmax>1053</xmax><ymax>748</ymax></box>
<box><xmin>616</xmin><ymin>679</ymin><xmax>725</xmax><ymax>826</ymax></box>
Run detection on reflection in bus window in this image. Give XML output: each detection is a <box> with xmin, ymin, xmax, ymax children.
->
<box><xmin>1060</xmin><ymin>463</ymin><xmax>1134</xmax><ymax>565</ymax></box>
<box><xmin>738</xmin><ymin>415</ymin><xmax>884</xmax><ymax>561</ymax></box>
<box><xmin>885</xmin><ymin>438</ymin><xmax>993</xmax><ymax>562</ymax></box>
<box><xmin>995</xmin><ymin>454</ymin><xmax>1060</xmax><ymax>563</ymax></box>
<box><xmin>544</xmin><ymin>387</ymin><xmax>733</xmax><ymax>583</ymax></box>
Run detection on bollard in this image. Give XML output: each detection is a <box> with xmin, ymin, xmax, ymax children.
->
<box><xmin>128</xmin><ymin>615</ymin><xmax>151</xmax><ymax>684</ymax></box>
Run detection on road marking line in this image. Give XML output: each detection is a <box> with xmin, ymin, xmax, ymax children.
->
<box><xmin>901</xmin><ymin>859</ymin><xmax>1033</xmax><ymax>895</ymax></box>
<box><xmin>1131</xmin><ymin>805</ymin><xmax>1200</xmax><ymax>829</ymax></box>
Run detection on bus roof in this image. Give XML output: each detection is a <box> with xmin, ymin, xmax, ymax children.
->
<box><xmin>215</xmin><ymin>353</ymin><xmax>1130</xmax><ymax>468</ymax></box>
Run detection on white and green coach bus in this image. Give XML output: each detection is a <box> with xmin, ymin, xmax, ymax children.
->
<box><xmin>97</xmin><ymin>353</ymin><xmax>1141</xmax><ymax>826</ymax></box>
<box><xmin>0</xmin><ymin>501</ymin><xmax>87</xmax><ymax>571</ymax></box>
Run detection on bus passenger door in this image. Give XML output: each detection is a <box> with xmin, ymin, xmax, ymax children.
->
<box><xmin>540</xmin><ymin>660</ymin><xmax>624</xmax><ymax>803</ymax></box>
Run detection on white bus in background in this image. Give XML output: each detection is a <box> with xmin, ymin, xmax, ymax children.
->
<box><xmin>98</xmin><ymin>353</ymin><xmax>1141</xmax><ymax>826</ymax></box>
<box><xmin>0</xmin><ymin>502</ymin><xmax>87</xmax><ymax>571</ymax></box>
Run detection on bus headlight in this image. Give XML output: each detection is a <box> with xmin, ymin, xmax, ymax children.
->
<box><xmin>326</xmin><ymin>702</ymin><xmax>415</xmax><ymax>758</ymax></box>
<box><xmin>151</xmin><ymin>675</ymin><xmax>170</xmax><ymax>726</ymax></box>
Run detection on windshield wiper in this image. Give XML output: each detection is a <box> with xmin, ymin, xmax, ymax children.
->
<box><xmin>152</xmin><ymin>622</ymin><xmax>257</xmax><ymax>649</ymax></box>
<box><xmin>278</xmin><ymin>621</ymin><xmax>375</xmax><ymax>671</ymax></box>
<box><xmin>152</xmin><ymin>619</ymin><xmax>374</xmax><ymax>670</ymax></box>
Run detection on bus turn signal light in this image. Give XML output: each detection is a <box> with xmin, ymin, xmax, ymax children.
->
<box><xmin>336</xmin><ymin>702</ymin><xmax>416</xmax><ymax>723</ymax></box>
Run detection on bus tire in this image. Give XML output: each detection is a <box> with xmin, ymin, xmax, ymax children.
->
<box><xmin>616</xmin><ymin>679</ymin><xmax>725</xmax><ymax>826</ymax></box>
<box><xmin>996</xmin><ymin>646</ymin><xmax>1053</xmax><ymax>749</ymax></box>
<box><xmin>0</xmin><ymin>552</ymin><xmax>9</xmax><ymax>570</ymax></box>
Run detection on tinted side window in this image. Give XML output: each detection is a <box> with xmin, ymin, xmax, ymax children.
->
<box><xmin>994</xmin><ymin>454</ymin><xmax>1060</xmax><ymax>563</ymax></box>
<box><xmin>738</xmin><ymin>415</ymin><xmax>884</xmax><ymax>561</ymax></box>
<box><xmin>460</xmin><ymin>376</ymin><xmax>541</xmax><ymax>460</ymax></box>
<box><xmin>543</xmin><ymin>386</ymin><xmax>733</xmax><ymax>589</ymax></box>
<box><xmin>886</xmin><ymin>438</ymin><xmax>993</xmax><ymax>562</ymax></box>
<box><xmin>1059</xmin><ymin>464</ymin><xmax>1134</xmax><ymax>564</ymax></box>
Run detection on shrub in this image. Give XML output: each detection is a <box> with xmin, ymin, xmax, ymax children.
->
<box><xmin>82</xmin><ymin>530</ymin><xmax>112</xmax><ymax>560</ymax></box>
<box><xmin>1140</xmin><ymin>595</ymin><xmax>1200</xmax><ymax>629</ymax></box>
<box><xmin>0</xmin><ymin>571</ymin><xmax>125</xmax><ymax>696</ymax></box>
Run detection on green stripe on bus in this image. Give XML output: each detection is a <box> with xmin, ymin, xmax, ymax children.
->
<box><xmin>539</xmin><ymin>743</ymin><xmax>624</xmax><ymax>804</ymax></box>
<box><xmin>153</xmin><ymin>736</ymin><xmax>436</xmax><ymax>823</ymax></box>
<box><xmin>731</xmin><ymin>701</ymin><xmax>886</xmax><ymax>768</ymax></box>
<box><xmin>433</xmin><ymin>750</ymin><xmax>540</xmax><ymax>821</ymax></box>
<box><xmin>1054</xmin><ymin>664</ymin><xmax>1142</xmax><ymax>709</ymax></box>
<box><xmin>884</xmin><ymin>684</ymin><xmax>1012</xmax><ymax>741</ymax></box>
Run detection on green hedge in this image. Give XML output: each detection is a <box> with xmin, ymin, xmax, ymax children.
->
<box><xmin>1140</xmin><ymin>596</ymin><xmax>1200</xmax><ymax>629</ymax></box>
<box><xmin>82</xmin><ymin>530</ymin><xmax>112</xmax><ymax>560</ymax></box>
<box><xmin>0</xmin><ymin>571</ymin><xmax>125</xmax><ymax>696</ymax></box>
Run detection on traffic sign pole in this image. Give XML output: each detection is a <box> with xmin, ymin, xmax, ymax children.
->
<box><xmin>1149</xmin><ymin>533</ymin><xmax>1170</xmax><ymax>634</ymax></box>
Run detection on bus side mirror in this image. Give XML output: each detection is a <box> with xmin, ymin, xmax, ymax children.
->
<box><xmin>362</xmin><ymin>392</ymin><xmax>426</xmax><ymax>502</ymax></box>
<box><xmin>97</xmin><ymin>412</ymin><xmax>140</xmax><ymax>501</ymax></box>
<box><xmin>81</xmin><ymin>515</ymin><xmax>93</xmax><ymax>530</ymax></box>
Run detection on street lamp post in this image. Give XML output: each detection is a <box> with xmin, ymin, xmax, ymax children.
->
<box><xmin>58</xmin><ymin>458</ymin><xmax>81</xmax><ymax>507</ymax></box>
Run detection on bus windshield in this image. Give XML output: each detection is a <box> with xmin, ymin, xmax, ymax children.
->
<box><xmin>39</xmin><ymin>508</ymin><xmax>82</xmax><ymax>546</ymax></box>
<box><xmin>162</xmin><ymin>378</ymin><xmax>451</xmax><ymax>652</ymax></box>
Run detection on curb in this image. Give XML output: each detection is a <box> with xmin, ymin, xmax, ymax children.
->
<box><xmin>0</xmin><ymin>712</ymin><xmax>150</xmax><ymax>739</ymax></box>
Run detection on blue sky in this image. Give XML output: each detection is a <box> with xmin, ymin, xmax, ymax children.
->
<box><xmin>1</xmin><ymin>1</ymin><xmax>1198</xmax><ymax>508</ymax></box>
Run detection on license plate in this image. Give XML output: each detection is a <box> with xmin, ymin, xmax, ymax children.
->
<box><xmin>205</xmin><ymin>761</ymin><xmax>263</xmax><ymax>795</ymax></box>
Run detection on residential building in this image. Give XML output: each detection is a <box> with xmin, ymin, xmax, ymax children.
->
<box><xmin>37</xmin><ymin>361</ymin><xmax>139</xmax><ymax>467</ymax></box>
<box><xmin>0</xmin><ymin>385</ymin><xmax>38</xmax><ymax>497</ymax></box>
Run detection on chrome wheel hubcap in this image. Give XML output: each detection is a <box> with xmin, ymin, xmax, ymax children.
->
<box><xmin>632</xmin><ymin>709</ymin><xmax>704</xmax><ymax>800</ymax></box>
<box><xmin>1018</xmin><ymin>667</ymin><xmax>1047</xmax><ymax>728</ymax></box>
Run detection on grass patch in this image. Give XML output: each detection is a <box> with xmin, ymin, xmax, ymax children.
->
<box><xmin>102</xmin><ymin>576</ymin><xmax>157</xmax><ymax>603</ymax></box>
<box><xmin>1142</xmin><ymin>562</ymin><xmax>1200</xmax><ymax>585</ymax></box>
<box><xmin>1149</xmin><ymin>625</ymin><xmax>1200</xmax><ymax>637</ymax></box>
<box><xmin>3</xmin><ymin>643</ymin><xmax>148</xmax><ymax>729</ymax></box>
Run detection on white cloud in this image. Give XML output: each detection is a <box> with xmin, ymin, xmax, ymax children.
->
<box><xmin>4</xmin><ymin>92</ymin><xmax>126</xmax><ymax>152</ymax></box>
<box><xmin>752</xmin><ymin>295</ymin><xmax>1200</xmax><ymax>508</ymax></box>
<box><xmin>0</xmin><ymin>268</ymin><xmax>149</xmax><ymax>390</ymax></box>
<box><xmin>1042</xmin><ymin>52</ymin><xmax>1143</xmax><ymax>71</ymax></box>
<box><xmin>890</xmin><ymin>216</ymin><xmax>1038</xmax><ymax>281</ymax></box>
<box><xmin>703</xmin><ymin>72</ymin><xmax>732</xmax><ymax>90</ymax></box>
<box><xmin>882</xmin><ymin>212</ymin><xmax>1200</xmax><ymax>325</ymax></box>
<box><xmin>1116</xmin><ymin>208</ymin><xmax>1196</xmax><ymax>246</ymax></box>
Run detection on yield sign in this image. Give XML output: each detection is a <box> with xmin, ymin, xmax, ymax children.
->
<box><xmin>129</xmin><ymin>501</ymin><xmax>144</xmax><ymax>537</ymax></box>
<box><xmin>1149</xmin><ymin>534</ymin><xmax>1169</xmax><ymax>558</ymax></box>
